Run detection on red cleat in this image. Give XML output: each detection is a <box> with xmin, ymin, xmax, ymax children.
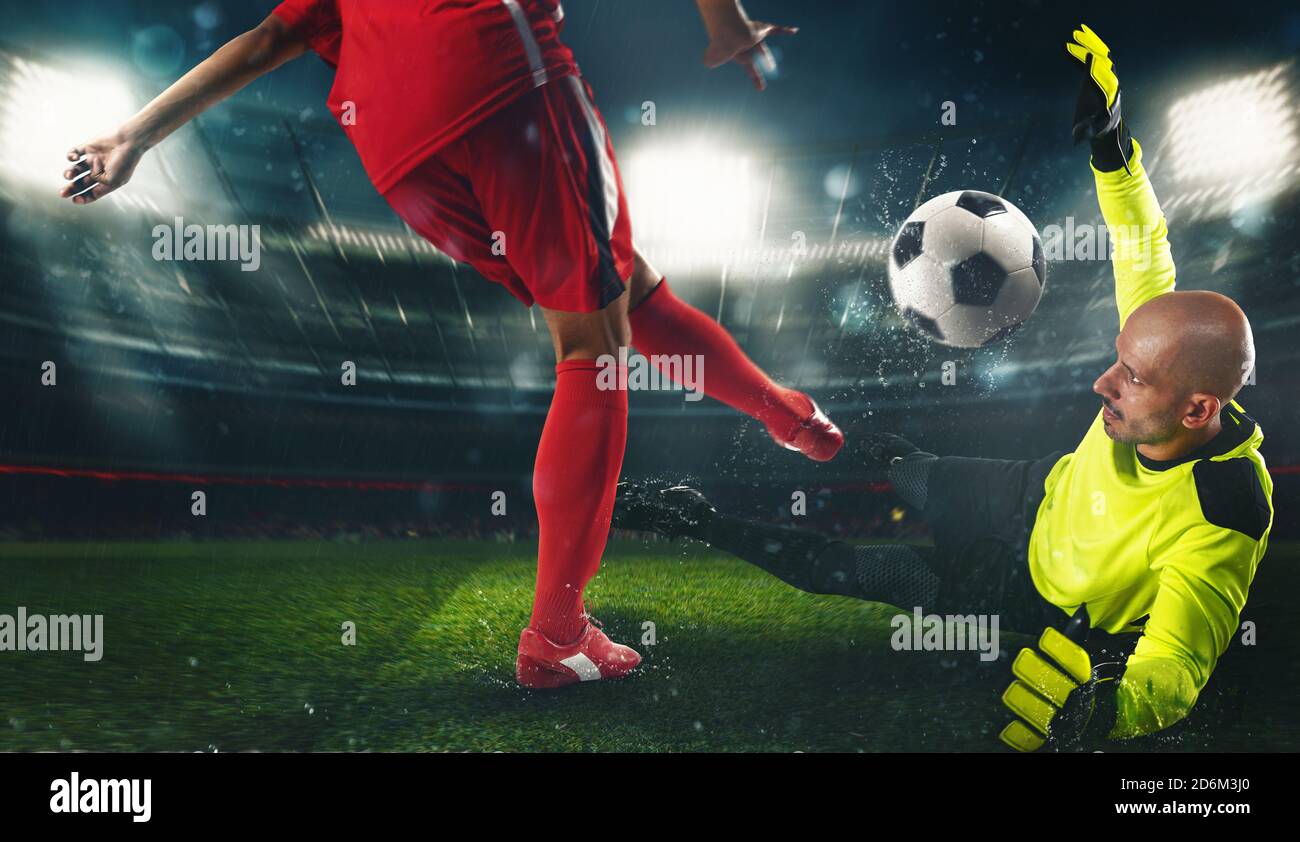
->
<box><xmin>767</xmin><ymin>396</ymin><xmax>845</xmax><ymax>462</ymax></box>
<box><xmin>516</xmin><ymin>619</ymin><xmax>641</xmax><ymax>689</ymax></box>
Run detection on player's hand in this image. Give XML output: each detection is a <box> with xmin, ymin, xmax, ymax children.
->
<box><xmin>60</xmin><ymin>131</ymin><xmax>145</xmax><ymax>205</ymax></box>
<box><xmin>999</xmin><ymin>606</ymin><xmax>1122</xmax><ymax>751</ymax></box>
<box><xmin>702</xmin><ymin>15</ymin><xmax>798</xmax><ymax>91</ymax></box>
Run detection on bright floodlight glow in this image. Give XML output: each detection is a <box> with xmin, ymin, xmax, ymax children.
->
<box><xmin>625</xmin><ymin>142</ymin><xmax>758</xmax><ymax>254</ymax></box>
<box><xmin>1165</xmin><ymin>64</ymin><xmax>1298</xmax><ymax>187</ymax></box>
<box><xmin>0</xmin><ymin>56</ymin><xmax>139</xmax><ymax>191</ymax></box>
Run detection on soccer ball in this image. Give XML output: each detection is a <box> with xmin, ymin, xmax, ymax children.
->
<box><xmin>887</xmin><ymin>190</ymin><xmax>1045</xmax><ymax>348</ymax></box>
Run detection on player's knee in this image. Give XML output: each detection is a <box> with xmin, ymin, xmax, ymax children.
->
<box><xmin>543</xmin><ymin>296</ymin><xmax>631</xmax><ymax>360</ymax></box>
<box><xmin>610</xmin><ymin>304</ymin><xmax>632</xmax><ymax>349</ymax></box>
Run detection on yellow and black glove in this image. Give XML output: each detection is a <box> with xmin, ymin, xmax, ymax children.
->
<box><xmin>999</xmin><ymin>606</ymin><xmax>1125</xmax><ymax>752</ymax></box>
<box><xmin>1066</xmin><ymin>24</ymin><xmax>1133</xmax><ymax>174</ymax></box>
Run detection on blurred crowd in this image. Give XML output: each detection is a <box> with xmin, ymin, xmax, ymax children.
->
<box><xmin>0</xmin><ymin>479</ymin><xmax>926</xmax><ymax>543</ymax></box>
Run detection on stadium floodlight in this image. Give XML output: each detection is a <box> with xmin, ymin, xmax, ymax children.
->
<box><xmin>1164</xmin><ymin>63</ymin><xmax>1298</xmax><ymax>192</ymax></box>
<box><xmin>624</xmin><ymin>141</ymin><xmax>758</xmax><ymax>262</ymax></box>
<box><xmin>0</xmin><ymin>55</ymin><xmax>139</xmax><ymax>192</ymax></box>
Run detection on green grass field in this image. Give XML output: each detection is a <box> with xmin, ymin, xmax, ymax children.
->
<box><xmin>1</xmin><ymin>538</ymin><xmax>1296</xmax><ymax>752</ymax></box>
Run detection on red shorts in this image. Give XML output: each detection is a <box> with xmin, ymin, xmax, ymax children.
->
<box><xmin>382</xmin><ymin>74</ymin><xmax>634</xmax><ymax>313</ymax></box>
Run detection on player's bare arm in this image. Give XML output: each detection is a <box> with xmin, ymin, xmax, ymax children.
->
<box><xmin>60</xmin><ymin>14</ymin><xmax>307</xmax><ymax>205</ymax></box>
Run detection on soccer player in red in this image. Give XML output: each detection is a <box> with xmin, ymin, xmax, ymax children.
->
<box><xmin>60</xmin><ymin>0</ymin><xmax>843</xmax><ymax>688</ymax></box>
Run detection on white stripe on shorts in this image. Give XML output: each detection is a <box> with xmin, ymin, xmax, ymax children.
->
<box><xmin>566</xmin><ymin>75</ymin><xmax>621</xmax><ymax>240</ymax></box>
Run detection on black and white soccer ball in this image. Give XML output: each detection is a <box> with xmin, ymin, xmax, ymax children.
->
<box><xmin>888</xmin><ymin>190</ymin><xmax>1046</xmax><ymax>348</ymax></box>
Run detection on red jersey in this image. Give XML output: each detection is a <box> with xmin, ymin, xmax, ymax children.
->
<box><xmin>271</xmin><ymin>0</ymin><xmax>579</xmax><ymax>193</ymax></box>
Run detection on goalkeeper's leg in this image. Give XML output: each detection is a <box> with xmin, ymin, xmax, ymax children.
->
<box><xmin>858</xmin><ymin>433</ymin><xmax>1065</xmax><ymax>553</ymax></box>
<box><xmin>704</xmin><ymin>515</ymin><xmax>945</xmax><ymax>607</ymax></box>
<box><xmin>613</xmin><ymin>483</ymin><xmax>942</xmax><ymax>607</ymax></box>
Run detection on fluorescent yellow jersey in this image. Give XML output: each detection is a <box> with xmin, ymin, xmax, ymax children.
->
<box><xmin>1028</xmin><ymin>140</ymin><xmax>1274</xmax><ymax>739</ymax></box>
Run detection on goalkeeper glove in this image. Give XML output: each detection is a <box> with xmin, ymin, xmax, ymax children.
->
<box><xmin>1066</xmin><ymin>24</ymin><xmax>1133</xmax><ymax>174</ymax></box>
<box><xmin>999</xmin><ymin>605</ymin><xmax>1126</xmax><ymax>752</ymax></box>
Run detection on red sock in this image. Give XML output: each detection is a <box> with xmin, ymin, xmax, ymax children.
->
<box><xmin>628</xmin><ymin>278</ymin><xmax>812</xmax><ymax>440</ymax></box>
<box><xmin>529</xmin><ymin>359</ymin><xmax>628</xmax><ymax>644</ymax></box>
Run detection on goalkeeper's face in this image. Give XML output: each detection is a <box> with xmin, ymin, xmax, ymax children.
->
<box><xmin>1092</xmin><ymin>328</ymin><xmax>1189</xmax><ymax>447</ymax></box>
<box><xmin>1093</xmin><ymin>292</ymin><xmax>1255</xmax><ymax>447</ymax></box>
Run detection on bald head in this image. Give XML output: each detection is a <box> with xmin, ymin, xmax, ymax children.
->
<box><xmin>1124</xmin><ymin>291</ymin><xmax>1255</xmax><ymax>402</ymax></box>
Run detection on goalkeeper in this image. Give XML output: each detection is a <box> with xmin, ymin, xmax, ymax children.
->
<box><xmin>614</xmin><ymin>25</ymin><xmax>1273</xmax><ymax>751</ymax></box>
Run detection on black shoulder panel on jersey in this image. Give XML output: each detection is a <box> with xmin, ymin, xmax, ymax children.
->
<box><xmin>1192</xmin><ymin>458</ymin><xmax>1271</xmax><ymax>541</ymax></box>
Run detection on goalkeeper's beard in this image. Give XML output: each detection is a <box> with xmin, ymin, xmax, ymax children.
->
<box><xmin>1101</xmin><ymin>400</ymin><xmax>1181</xmax><ymax>447</ymax></box>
